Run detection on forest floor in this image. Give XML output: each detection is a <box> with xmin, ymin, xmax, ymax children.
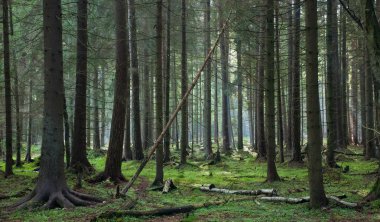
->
<box><xmin>1</xmin><ymin>145</ymin><xmax>380</xmax><ymax>221</ymax></box>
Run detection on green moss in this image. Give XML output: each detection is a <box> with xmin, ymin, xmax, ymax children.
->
<box><xmin>0</xmin><ymin>146</ymin><xmax>379</xmax><ymax>221</ymax></box>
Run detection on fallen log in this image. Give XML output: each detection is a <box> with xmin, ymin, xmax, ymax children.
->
<box><xmin>92</xmin><ymin>197</ymin><xmax>256</xmax><ymax>221</ymax></box>
<box><xmin>199</xmin><ymin>185</ymin><xmax>277</xmax><ymax>196</ymax></box>
<box><xmin>258</xmin><ymin>194</ymin><xmax>351</xmax><ymax>205</ymax></box>
<box><xmin>327</xmin><ymin>195</ymin><xmax>361</xmax><ymax>209</ymax></box>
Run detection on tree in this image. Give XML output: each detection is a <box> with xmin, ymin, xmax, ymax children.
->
<box><xmin>163</xmin><ymin>0</ymin><xmax>172</xmax><ymax>163</ymax></box>
<box><xmin>93</xmin><ymin>67</ymin><xmax>101</xmax><ymax>151</ymax></box>
<box><xmin>236</xmin><ymin>37</ymin><xmax>243</xmax><ymax>151</ymax></box>
<box><xmin>203</xmin><ymin>0</ymin><xmax>213</xmax><ymax>158</ymax></box>
<box><xmin>265</xmin><ymin>0</ymin><xmax>280</xmax><ymax>182</ymax></box>
<box><xmin>305</xmin><ymin>0</ymin><xmax>328</xmax><ymax>208</ymax></box>
<box><xmin>291</xmin><ymin>0</ymin><xmax>302</xmax><ymax>162</ymax></box>
<box><xmin>326</xmin><ymin>0</ymin><xmax>339</xmax><ymax>167</ymax></box>
<box><xmin>93</xmin><ymin>0</ymin><xmax>129</xmax><ymax>183</ymax></box>
<box><xmin>25</xmin><ymin>78</ymin><xmax>33</xmax><ymax>163</ymax></box>
<box><xmin>71</xmin><ymin>0</ymin><xmax>93</xmax><ymax>173</ymax></box>
<box><xmin>3</xmin><ymin>0</ymin><xmax>13</xmax><ymax>177</ymax></box>
<box><xmin>13</xmin><ymin>50</ymin><xmax>22</xmax><ymax>167</ymax></box>
<box><xmin>14</xmin><ymin>0</ymin><xmax>101</xmax><ymax>208</ymax></box>
<box><xmin>152</xmin><ymin>0</ymin><xmax>164</xmax><ymax>186</ymax></box>
<box><xmin>218</xmin><ymin>0</ymin><xmax>231</xmax><ymax>154</ymax></box>
<box><xmin>365</xmin><ymin>48</ymin><xmax>376</xmax><ymax>159</ymax></box>
<box><xmin>128</xmin><ymin>0</ymin><xmax>144</xmax><ymax>160</ymax></box>
<box><xmin>180</xmin><ymin>0</ymin><xmax>188</xmax><ymax>165</ymax></box>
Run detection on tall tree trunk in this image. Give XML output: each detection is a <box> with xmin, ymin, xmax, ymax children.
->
<box><xmin>305</xmin><ymin>0</ymin><xmax>328</xmax><ymax>208</ymax></box>
<box><xmin>203</xmin><ymin>0</ymin><xmax>213</xmax><ymax>158</ymax></box>
<box><xmin>142</xmin><ymin>22</ymin><xmax>152</xmax><ymax>151</ymax></box>
<box><xmin>14</xmin><ymin>0</ymin><xmax>100</xmax><ymax>208</ymax></box>
<box><xmin>360</xmin><ymin>40</ymin><xmax>367</xmax><ymax>151</ymax></box>
<box><xmin>71</xmin><ymin>0</ymin><xmax>93</xmax><ymax>173</ymax></box>
<box><xmin>214</xmin><ymin>52</ymin><xmax>220</xmax><ymax>157</ymax></box>
<box><xmin>287</xmin><ymin>0</ymin><xmax>294</xmax><ymax>154</ymax></box>
<box><xmin>265</xmin><ymin>0</ymin><xmax>280</xmax><ymax>182</ymax></box>
<box><xmin>3</xmin><ymin>0</ymin><xmax>13</xmax><ymax>177</ymax></box>
<box><xmin>101</xmin><ymin>67</ymin><xmax>106</xmax><ymax>147</ymax></box>
<box><xmin>257</xmin><ymin>14</ymin><xmax>266</xmax><ymax>159</ymax></box>
<box><xmin>128</xmin><ymin>0</ymin><xmax>143</xmax><ymax>160</ymax></box>
<box><xmin>218</xmin><ymin>0</ymin><xmax>231</xmax><ymax>154</ymax></box>
<box><xmin>365</xmin><ymin>48</ymin><xmax>376</xmax><ymax>159</ymax></box>
<box><xmin>123</xmin><ymin>18</ymin><xmax>132</xmax><ymax>161</ymax></box>
<box><xmin>98</xmin><ymin>0</ymin><xmax>129</xmax><ymax>183</ymax></box>
<box><xmin>93</xmin><ymin>67</ymin><xmax>101</xmax><ymax>151</ymax></box>
<box><xmin>326</xmin><ymin>0</ymin><xmax>339</xmax><ymax>167</ymax></box>
<box><xmin>237</xmin><ymin>37</ymin><xmax>243</xmax><ymax>151</ymax></box>
<box><xmin>341</xmin><ymin>8</ymin><xmax>348</xmax><ymax>147</ymax></box>
<box><xmin>13</xmin><ymin>50</ymin><xmax>22</xmax><ymax>167</ymax></box>
<box><xmin>275</xmin><ymin>0</ymin><xmax>284</xmax><ymax>163</ymax></box>
<box><xmin>152</xmin><ymin>0</ymin><xmax>164</xmax><ymax>186</ymax></box>
<box><xmin>180</xmin><ymin>0</ymin><xmax>188</xmax><ymax>164</ymax></box>
<box><xmin>163</xmin><ymin>0</ymin><xmax>171</xmax><ymax>163</ymax></box>
<box><xmin>291</xmin><ymin>0</ymin><xmax>302</xmax><ymax>162</ymax></box>
<box><xmin>25</xmin><ymin>78</ymin><xmax>33</xmax><ymax>162</ymax></box>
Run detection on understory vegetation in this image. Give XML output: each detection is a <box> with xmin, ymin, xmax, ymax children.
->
<box><xmin>1</xmin><ymin>146</ymin><xmax>379</xmax><ymax>221</ymax></box>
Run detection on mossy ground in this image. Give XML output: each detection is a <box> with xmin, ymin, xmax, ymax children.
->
<box><xmin>1</xmin><ymin>145</ymin><xmax>380</xmax><ymax>221</ymax></box>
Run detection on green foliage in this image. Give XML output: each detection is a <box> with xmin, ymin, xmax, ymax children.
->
<box><xmin>1</xmin><ymin>146</ymin><xmax>380</xmax><ymax>221</ymax></box>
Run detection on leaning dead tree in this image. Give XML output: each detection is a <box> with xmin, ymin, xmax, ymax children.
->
<box><xmin>121</xmin><ymin>17</ymin><xmax>230</xmax><ymax>194</ymax></box>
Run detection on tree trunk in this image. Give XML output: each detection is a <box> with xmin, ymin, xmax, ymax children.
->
<box><xmin>142</xmin><ymin>23</ymin><xmax>152</xmax><ymax>151</ymax></box>
<box><xmin>71</xmin><ymin>0</ymin><xmax>93</xmax><ymax>173</ymax></box>
<box><xmin>265</xmin><ymin>0</ymin><xmax>280</xmax><ymax>182</ymax></box>
<box><xmin>64</xmin><ymin>96</ymin><xmax>71</xmax><ymax>168</ymax></box>
<box><xmin>152</xmin><ymin>0</ymin><xmax>164</xmax><ymax>186</ymax></box>
<box><xmin>25</xmin><ymin>78</ymin><xmax>33</xmax><ymax>162</ymax></box>
<box><xmin>101</xmin><ymin>67</ymin><xmax>106</xmax><ymax>147</ymax></box>
<box><xmin>123</xmin><ymin>19</ymin><xmax>132</xmax><ymax>161</ymax></box>
<box><xmin>305</xmin><ymin>0</ymin><xmax>328</xmax><ymax>208</ymax></box>
<box><xmin>326</xmin><ymin>0</ymin><xmax>339</xmax><ymax>167</ymax></box>
<box><xmin>180</xmin><ymin>0</ymin><xmax>188</xmax><ymax>164</ymax></box>
<box><xmin>275</xmin><ymin>0</ymin><xmax>284</xmax><ymax>163</ymax></box>
<box><xmin>218</xmin><ymin>0</ymin><xmax>231</xmax><ymax>154</ymax></box>
<box><xmin>163</xmin><ymin>0</ymin><xmax>171</xmax><ymax>163</ymax></box>
<box><xmin>237</xmin><ymin>37</ymin><xmax>243</xmax><ymax>151</ymax></box>
<box><xmin>97</xmin><ymin>0</ymin><xmax>129</xmax><ymax>183</ymax></box>
<box><xmin>12</xmin><ymin>50</ymin><xmax>22</xmax><ymax>167</ymax></box>
<box><xmin>93</xmin><ymin>67</ymin><xmax>101</xmax><ymax>151</ymax></box>
<box><xmin>341</xmin><ymin>8</ymin><xmax>348</xmax><ymax>147</ymax></box>
<box><xmin>291</xmin><ymin>0</ymin><xmax>302</xmax><ymax>162</ymax></box>
<box><xmin>203</xmin><ymin>0</ymin><xmax>212</xmax><ymax>159</ymax></box>
<box><xmin>128</xmin><ymin>0</ymin><xmax>143</xmax><ymax>160</ymax></box>
<box><xmin>365</xmin><ymin>48</ymin><xmax>376</xmax><ymax>159</ymax></box>
<box><xmin>3</xmin><ymin>0</ymin><xmax>13</xmax><ymax>177</ymax></box>
<box><xmin>14</xmin><ymin>0</ymin><xmax>101</xmax><ymax>208</ymax></box>
<box><xmin>287</xmin><ymin>0</ymin><xmax>293</xmax><ymax>154</ymax></box>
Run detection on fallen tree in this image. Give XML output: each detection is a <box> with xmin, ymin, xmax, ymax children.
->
<box><xmin>91</xmin><ymin>197</ymin><xmax>256</xmax><ymax>221</ymax></box>
<box><xmin>199</xmin><ymin>184</ymin><xmax>277</xmax><ymax>196</ymax></box>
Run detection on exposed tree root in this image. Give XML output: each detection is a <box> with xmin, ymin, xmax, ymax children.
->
<box><xmin>88</xmin><ymin>172</ymin><xmax>127</xmax><ymax>184</ymax></box>
<box><xmin>0</xmin><ymin>188</ymin><xmax>32</xmax><ymax>200</ymax></box>
<box><xmin>12</xmin><ymin>188</ymin><xmax>103</xmax><ymax>210</ymax></box>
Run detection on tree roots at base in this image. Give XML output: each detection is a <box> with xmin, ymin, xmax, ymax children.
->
<box><xmin>12</xmin><ymin>188</ymin><xmax>103</xmax><ymax>210</ymax></box>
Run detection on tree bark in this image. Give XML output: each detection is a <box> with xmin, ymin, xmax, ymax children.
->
<box><xmin>152</xmin><ymin>0</ymin><xmax>164</xmax><ymax>186</ymax></box>
<box><xmin>180</xmin><ymin>0</ymin><xmax>188</xmax><ymax>164</ymax></box>
<box><xmin>163</xmin><ymin>0</ymin><xmax>171</xmax><ymax>163</ymax></box>
<box><xmin>305</xmin><ymin>0</ymin><xmax>328</xmax><ymax>208</ymax></box>
<box><xmin>12</xmin><ymin>50</ymin><xmax>22</xmax><ymax>167</ymax></box>
<box><xmin>326</xmin><ymin>0</ymin><xmax>339</xmax><ymax>167</ymax></box>
<box><xmin>265</xmin><ymin>0</ymin><xmax>281</xmax><ymax>182</ymax></box>
<box><xmin>127</xmin><ymin>0</ymin><xmax>143</xmax><ymax>160</ymax></box>
<box><xmin>365</xmin><ymin>48</ymin><xmax>376</xmax><ymax>159</ymax></box>
<box><xmin>3</xmin><ymin>0</ymin><xmax>13</xmax><ymax>177</ymax></box>
<box><xmin>13</xmin><ymin>0</ymin><xmax>101</xmax><ymax>208</ymax></box>
<box><xmin>93</xmin><ymin>67</ymin><xmax>101</xmax><ymax>151</ymax></box>
<box><xmin>96</xmin><ymin>0</ymin><xmax>129</xmax><ymax>183</ymax></box>
<box><xmin>25</xmin><ymin>78</ymin><xmax>33</xmax><ymax>162</ymax></box>
<box><xmin>71</xmin><ymin>0</ymin><xmax>93</xmax><ymax>173</ymax></box>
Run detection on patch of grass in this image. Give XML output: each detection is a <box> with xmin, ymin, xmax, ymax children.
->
<box><xmin>1</xmin><ymin>146</ymin><xmax>380</xmax><ymax>221</ymax></box>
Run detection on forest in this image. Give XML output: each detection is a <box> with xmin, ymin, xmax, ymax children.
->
<box><xmin>1</xmin><ymin>0</ymin><xmax>380</xmax><ymax>221</ymax></box>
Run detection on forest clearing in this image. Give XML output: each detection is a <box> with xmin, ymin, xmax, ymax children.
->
<box><xmin>1</xmin><ymin>0</ymin><xmax>380</xmax><ymax>221</ymax></box>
